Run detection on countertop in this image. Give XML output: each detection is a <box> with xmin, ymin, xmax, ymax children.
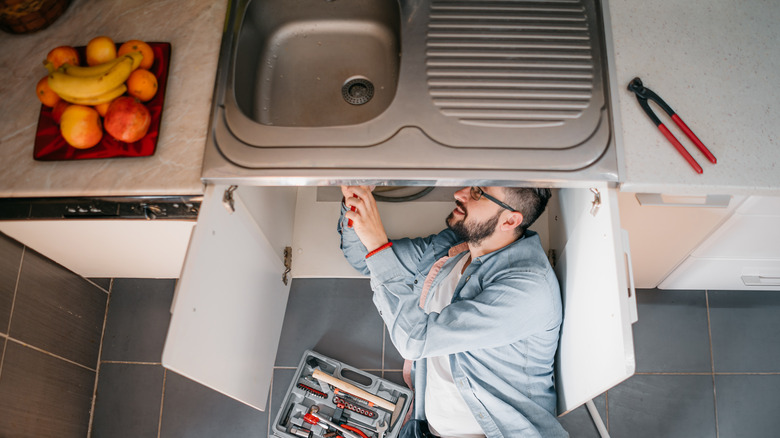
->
<box><xmin>0</xmin><ymin>0</ymin><xmax>778</xmax><ymax>198</ymax></box>
<box><xmin>0</xmin><ymin>0</ymin><xmax>227</xmax><ymax>198</ymax></box>
<box><xmin>609</xmin><ymin>0</ymin><xmax>780</xmax><ymax>195</ymax></box>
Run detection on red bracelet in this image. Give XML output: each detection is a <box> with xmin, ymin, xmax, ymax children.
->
<box><xmin>365</xmin><ymin>242</ymin><xmax>393</xmax><ymax>259</ymax></box>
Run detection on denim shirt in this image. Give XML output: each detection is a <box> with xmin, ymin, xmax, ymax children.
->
<box><xmin>338</xmin><ymin>206</ymin><xmax>568</xmax><ymax>438</ymax></box>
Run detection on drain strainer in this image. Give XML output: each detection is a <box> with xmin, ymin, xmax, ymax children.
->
<box><xmin>342</xmin><ymin>77</ymin><xmax>374</xmax><ymax>105</ymax></box>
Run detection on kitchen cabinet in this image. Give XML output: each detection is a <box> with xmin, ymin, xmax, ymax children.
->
<box><xmin>659</xmin><ymin>196</ymin><xmax>780</xmax><ymax>290</ymax></box>
<box><xmin>162</xmin><ymin>184</ymin><xmax>637</xmax><ymax>416</ymax></box>
<box><xmin>617</xmin><ymin>191</ymin><xmax>746</xmax><ymax>289</ymax></box>
<box><xmin>0</xmin><ymin>220</ymin><xmax>195</xmax><ymax>279</ymax></box>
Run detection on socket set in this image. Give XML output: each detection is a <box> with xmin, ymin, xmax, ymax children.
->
<box><xmin>272</xmin><ymin>350</ymin><xmax>412</xmax><ymax>438</ymax></box>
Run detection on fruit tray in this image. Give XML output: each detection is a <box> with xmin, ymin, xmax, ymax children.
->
<box><xmin>33</xmin><ymin>42</ymin><xmax>171</xmax><ymax>161</ymax></box>
<box><xmin>273</xmin><ymin>350</ymin><xmax>412</xmax><ymax>438</ymax></box>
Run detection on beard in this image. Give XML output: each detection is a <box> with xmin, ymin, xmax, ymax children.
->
<box><xmin>446</xmin><ymin>201</ymin><xmax>501</xmax><ymax>245</ymax></box>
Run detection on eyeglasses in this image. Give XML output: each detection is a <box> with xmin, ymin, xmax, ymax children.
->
<box><xmin>469</xmin><ymin>187</ymin><xmax>517</xmax><ymax>212</ymax></box>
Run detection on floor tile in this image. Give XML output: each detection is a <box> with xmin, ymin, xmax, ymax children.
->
<box><xmin>0</xmin><ymin>233</ymin><xmax>23</xmax><ymax>334</ymax></box>
<box><xmin>633</xmin><ymin>289</ymin><xmax>711</xmax><ymax>372</ymax></box>
<box><xmin>88</xmin><ymin>278</ymin><xmax>112</xmax><ymax>291</ymax></box>
<box><xmin>91</xmin><ymin>363</ymin><xmax>164</xmax><ymax>438</ymax></box>
<box><xmin>384</xmin><ymin>327</ymin><xmax>405</xmax><ymax>371</ymax></box>
<box><xmin>607</xmin><ymin>374</ymin><xmax>716</xmax><ymax>438</ymax></box>
<box><xmin>101</xmin><ymin>278</ymin><xmax>175</xmax><ymax>362</ymax></box>
<box><xmin>269</xmin><ymin>368</ymin><xmax>297</xmax><ymax>437</ymax></box>
<box><xmin>275</xmin><ymin>278</ymin><xmax>384</xmax><ymax>370</ymax></box>
<box><xmin>159</xmin><ymin>370</ymin><xmax>270</xmax><ymax>438</ymax></box>
<box><xmin>708</xmin><ymin>290</ymin><xmax>780</xmax><ymax>372</ymax></box>
<box><xmin>715</xmin><ymin>374</ymin><xmax>780</xmax><ymax>438</ymax></box>
<box><xmin>9</xmin><ymin>249</ymin><xmax>107</xmax><ymax>369</ymax></box>
<box><xmin>0</xmin><ymin>341</ymin><xmax>94</xmax><ymax>438</ymax></box>
<box><xmin>382</xmin><ymin>370</ymin><xmax>406</xmax><ymax>388</ymax></box>
<box><xmin>557</xmin><ymin>393</ymin><xmax>607</xmax><ymax>438</ymax></box>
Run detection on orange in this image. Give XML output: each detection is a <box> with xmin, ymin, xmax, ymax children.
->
<box><xmin>86</xmin><ymin>36</ymin><xmax>117</xmax><ymax>66</ymax></box>
<box><xmin>46</xmin><ymin>46</ymin><xmax>80</xmax><ymax>69</ymax></box>
<box><xmin>94</xmin><ymin>101</ymin><xmax>111</xmax><ymax>117</ymax></box>
<box><xmin>60</xmin><ymin>105</ymin><xmax>103</xmax><ymax>149</ymax></box>
<box><xmin>118</xmin><ymin>40</ymin><xmax>154</xmax><ymax>70</ymax></box>
<box><xmin>126</xmin><ymin>69</ymin><xmax>158</xmax><ymax>102</ymax></box>
<box><xmin>36</xmin><ymin>76</ymin><xmax>61</xmax><ymax>107</ymax></box>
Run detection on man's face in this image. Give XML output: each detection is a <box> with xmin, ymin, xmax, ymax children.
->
<box><xmin>446</xmin><ymin>187</ymin><xmax>503</xmax><ymax>244</ymax></box>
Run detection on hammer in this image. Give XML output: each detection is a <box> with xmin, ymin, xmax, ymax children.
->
<box><xmin>312</xmin><ymin>369</ymin><xmax>407</xmax><ymax>428</ymax></box>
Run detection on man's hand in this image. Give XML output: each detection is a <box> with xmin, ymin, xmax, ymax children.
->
<box><xmin>341</xmin><ymin>185</ymin><xmax>389</xmax><ymax>252</ymax></box>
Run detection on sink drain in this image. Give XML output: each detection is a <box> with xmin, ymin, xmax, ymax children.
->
<box><xmin>342</xmin><ymin>77</ymin><xmax>374</xmax><ymax>105</ymax></box>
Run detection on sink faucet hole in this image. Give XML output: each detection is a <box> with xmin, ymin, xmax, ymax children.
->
<box><xmin>342</xmin><ymin>77</ymin><xmax>374</xmax><ymax>105</ymax></box>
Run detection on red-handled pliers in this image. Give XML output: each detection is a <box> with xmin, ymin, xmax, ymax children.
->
<box><xmin>628</xmin><ymin>77</ymin><xmax>717</xmax><ymax>174</ymax></box>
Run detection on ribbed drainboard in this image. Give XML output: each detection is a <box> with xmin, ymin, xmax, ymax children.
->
<box><xmin>427</xmin><ymin>0</ymin><xmax>595</xmax><ymax>128</ymax></box>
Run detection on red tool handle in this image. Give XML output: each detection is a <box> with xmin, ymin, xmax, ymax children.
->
<box><xmin>340</xmin><ymin>424</ymin><xmax>369</xmax><ymax>438</ymax></box>
<box><xmin>658</xmin><ymin>124</ymin><xmax>703</xmax><ymax>174</ymax></box>
<box><xmin>671</xmin><ymin>114</ymin><xmax>717</xmax><ymax>164</ymax></box>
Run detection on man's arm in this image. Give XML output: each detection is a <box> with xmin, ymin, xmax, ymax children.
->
<box><xmin>338</xmin><ymin>185</ymin><xmax>439</xmax><ymax>276</ymax></box>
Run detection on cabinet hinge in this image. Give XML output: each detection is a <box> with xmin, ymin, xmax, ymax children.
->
<box><xmin>282</xmin><ymin>246</ymin><xmax>292</xmax><ymax>285</ymax></box>
<box><xmin>222</xmin><ymin>185</ymin><xmax>238</xmax><ymax>213</ymax></box>
<box><xmin>589</xmin><ymin>188</ymin><xmax>602</xmax><ymax>216</ymax></box>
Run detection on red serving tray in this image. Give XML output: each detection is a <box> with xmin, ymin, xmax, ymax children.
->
<box><xmin>33</xmin><ymin>42</ymin><xmax>171</xmax><ymax>161</ymax></box>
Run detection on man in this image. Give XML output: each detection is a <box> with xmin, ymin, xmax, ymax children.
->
<box><xmin>338</xmin><ymin>186</ymin><xmax>568</xmax><ymax>438</ymax></box>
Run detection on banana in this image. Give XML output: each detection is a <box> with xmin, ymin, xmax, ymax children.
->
<box><xmin>48</xmin><ymin>55</ymin><xmax>134</xmax><ymax>99</ymax></box>
<box><xmin>57</xmin><ymin>84</ymin><xmax>127</xmax><ymax>105</ymax></box>
<box><xmin>66</xmin><ymin>51</ymin><xmax>143</xmax><ymax>76</ymax></box>
<box><xmin>125</xmin><ymin>51</ymin><xmax>144</xmax><ymax>71</ymax></box>
<box><xmin>43</xmin><ymin>51</ymin><xmax>143</xmax><ymax>76</ymax></box>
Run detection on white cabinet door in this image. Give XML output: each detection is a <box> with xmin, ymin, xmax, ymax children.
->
<box><xmin>162</xmin><ymin>185</ymin><xmax>296</xmax><ymax>411</ymax></box>
<box><xmin>0</xmin><ymin>220</ymin><xmax>195</xmax><ymax>278</ymax></box>
<box><xmin>659</xmin><ymin>195</ymin><xmax>780</xmax><ymax>290</ymax></box>
<box><xmin>617</xmin><ymin>192</ymin><xmax>744</xmax><ymax>288</ymax></box>
<box><xmin>549</xmin><ymin>187</ymin><xmax>637</xmax><ymax>415</ymax></box>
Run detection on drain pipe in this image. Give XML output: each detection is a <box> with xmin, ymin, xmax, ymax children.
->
<box><xmin>372</xmin><ymin>187</ymin><xmax>435</xmax><ymax>202</ymax></box>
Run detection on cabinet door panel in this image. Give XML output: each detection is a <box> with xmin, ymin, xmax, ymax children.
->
<box><xmin>550</xmin><ymin>187</ymin><xmax>637</xmax><ymax>415</ymax></box>
<box><xmin>162</xmin><ymin>185</ymin><xmax>293</xmax><ymax>411</ymax></box>
<box><xmin>660</xmin><ymin>257</ymin><xmax>780</xmax><ymax>290</ymax></box>
<box><xmin>617</xmin><ymin>192</ymin><xmax>743</xmax><ymax>288</ymax></box>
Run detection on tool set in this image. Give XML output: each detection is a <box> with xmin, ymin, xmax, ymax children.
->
<box><xmin>273</xmin><ymin>350</ymin><xmax>411</xmax><ymax>438</ymax></box>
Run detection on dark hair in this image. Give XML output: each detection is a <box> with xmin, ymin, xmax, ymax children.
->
<box><xmin>502</xmin><ymin>187</ymin><xmax>552</xmax><ymax>236</ymax></box>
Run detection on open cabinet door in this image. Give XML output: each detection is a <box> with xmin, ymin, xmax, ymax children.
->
<box><xmin>162</xmin><ymin>184</ymin><xmax>297</xmax><ymax>411</ymax></box>
<box><xmin>549</xmin><ymin>186</ymin><xmax>638</xmax><ymax>415</ymax></box>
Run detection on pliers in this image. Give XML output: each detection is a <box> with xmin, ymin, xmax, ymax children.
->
<box><xmin>628</xmin><ymin>77</ymin><xmax>717</xmax><ymax>174</ymax></box>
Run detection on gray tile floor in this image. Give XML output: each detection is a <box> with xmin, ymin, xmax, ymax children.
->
<box><xmin>90</xmin><ymin>279</ymin><xmax>780</xmax><ymax>437</ymax></box>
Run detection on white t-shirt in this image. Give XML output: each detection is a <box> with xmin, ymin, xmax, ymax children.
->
<box><xmin>424</xmin><ymin>255</ymin><xmax>486</xmax><ymax>438</ymax></box>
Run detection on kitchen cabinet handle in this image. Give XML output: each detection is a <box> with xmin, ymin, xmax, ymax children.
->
<box><xmin>741</xmin><ymin>274</ymin><xmax>780</xmax><ymax>287</ymax></box>
<box><xmin>622</xmin><ymin>229</ymin><xmax>638</xmax><ymax>324</ymax></box>
<box><xmin>635</xmin><ymin>193</ymin><xmax>731</xmax><ymax>208</ymax></box>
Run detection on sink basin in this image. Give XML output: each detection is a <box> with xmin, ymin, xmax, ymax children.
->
<box><xmin>233</xmin><ymin>0</ymin><xmax>401</xmax><ymax>127</ymax></box>
<box><xmin>204</xmin><ymin>0</ymin><xmax>621</xmax><ymax>184</ymax></box>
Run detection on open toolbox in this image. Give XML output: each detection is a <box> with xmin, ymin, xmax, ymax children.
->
<box><xmin>273</xmin><ymin>350</ymin><xmax>413</xmax><ymax>438</ymax></box>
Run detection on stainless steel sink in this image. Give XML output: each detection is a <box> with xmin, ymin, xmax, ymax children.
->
<box><xmin>203</xmin><ymin>0</ymin><xmax>622</xmax><ymax>184</ymax></box>
<box><xmin>233</xmin><ymin>0</ymin><xmax>401</xmax><ymax>127</ymax></box>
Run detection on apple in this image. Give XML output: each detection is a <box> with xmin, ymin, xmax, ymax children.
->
<box><xmin>104</xmin><ymin>96</ymin><xmax>151</xmax><ymax>143</ymax></box>
<box><xmin>51</xmin><ymin>100</ymin><xmax>71</xmax><ymax>124</ymax></box>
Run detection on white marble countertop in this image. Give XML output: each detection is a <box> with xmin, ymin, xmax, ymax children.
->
<box><xmin>609</xmin><ymin>0</ymin><xmax>780</xmax><ymax>195</ymax></box>
<box><xmin>0</xmin><ymin>0</ymin><xmax>227</xmax><ymax>197</ymax></box>
<box><xmin>1</xmin><ymin>0</ymin><xmax>778</xmax><ymax>198</ymax></box>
